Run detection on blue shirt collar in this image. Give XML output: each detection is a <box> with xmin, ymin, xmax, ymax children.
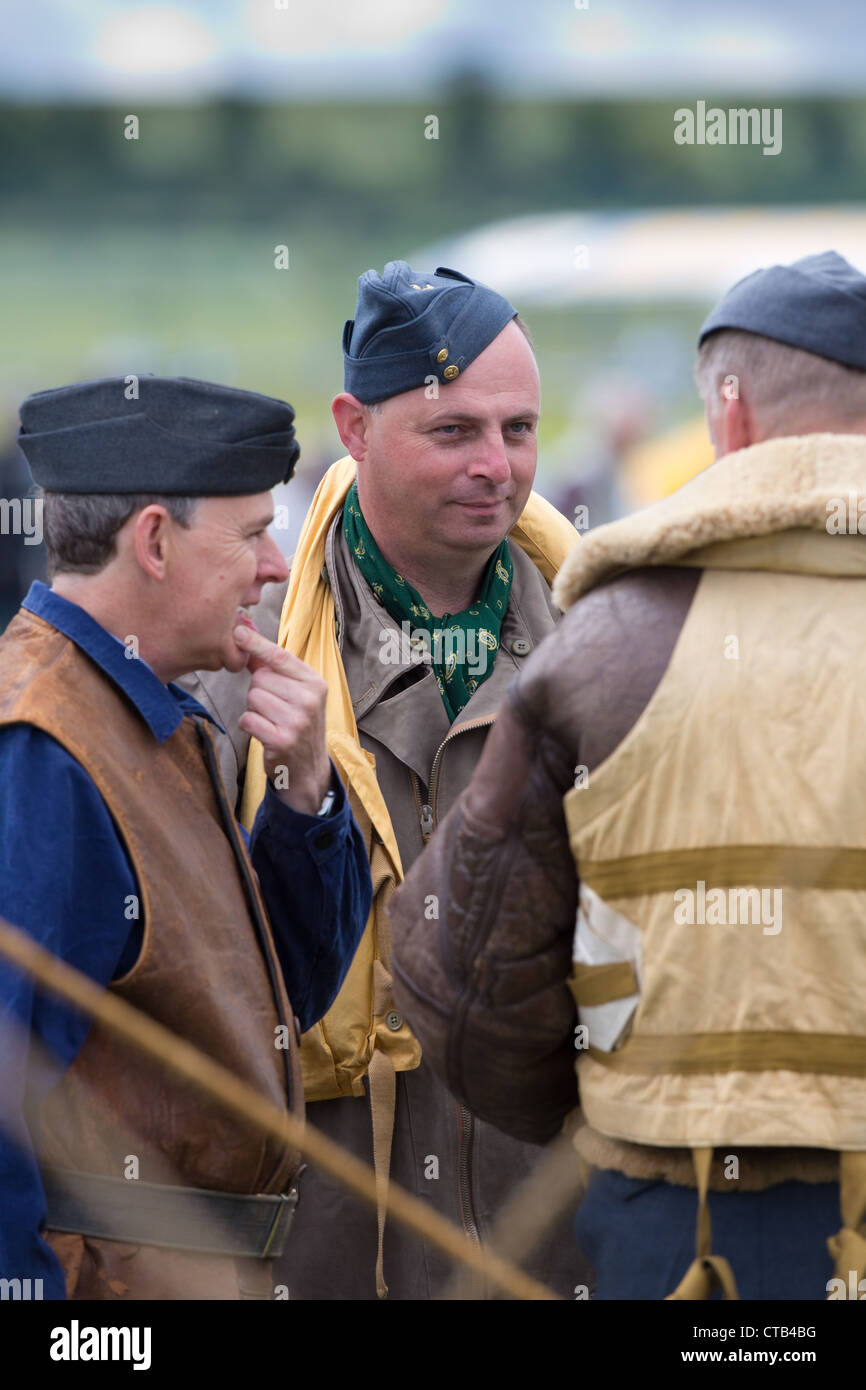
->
<box><xmin>22</xmin><ymin>581</ymin><xmax>223</xmax><ymax>744</ymax></box>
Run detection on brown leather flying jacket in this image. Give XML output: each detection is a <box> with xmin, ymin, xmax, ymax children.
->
<box><xmin>389</xmin><ymin>433</ymin><xmax>862</xmax><ymax>1193</ymax></box>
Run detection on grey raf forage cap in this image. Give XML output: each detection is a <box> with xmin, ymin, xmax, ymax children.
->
<box><xmin>17</xmin><ymin>375</ymin><xmax>301</xmax><ymax>494</ymax></box>
<box><xmin>698</xmin><ymin>250</ymin><xmax>866</xmax><ymax>369</ymax></box>
<box><xmin>343</xmin><ymin>260</ymin><xmax>518</xmax><ymax>403</ymax></box>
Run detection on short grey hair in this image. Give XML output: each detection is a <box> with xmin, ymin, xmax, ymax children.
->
<box><xmin>40</xmin><ymin>491</ymin><xmax>199</xmax><ymax>579</ymax></box>
<box><xmin>513</xmin><ymin>313</ymin><xmax>534</xmax><ymax>350</ymax></box>
<box><xmin>695</xmin><ymin>328</ymin><xmax>866</xmax><ymax>437</ymax></box>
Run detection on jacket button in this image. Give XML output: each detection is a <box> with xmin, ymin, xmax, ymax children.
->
<box><xmin>316</xmin><ymin>831</ymin><xmax>335</xmax><ymax>850</ymax></box>
<box><xmin>511</xmin><ymin>637</ymin><xmax>532</xmax><ymax>656</ymax></box>
<box><xmin>385</xmin><ymin>1010</ymin><xmax>403</xmax><ymax>1031</ymax></box>
<box><xmin>320</xmin><ymin>564</ymin><xmax>330</xmax><ymax>587</ymax></box>
<box><xmin>293</xmin><ymin>1014</ymin><xmax>302</xmax><ymax>1044</ymax></box>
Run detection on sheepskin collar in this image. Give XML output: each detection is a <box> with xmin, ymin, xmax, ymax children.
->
<box><xmin>553</xmin><ymin>433</ymin><xmax>866</xmax><ymax>611</ymax></box>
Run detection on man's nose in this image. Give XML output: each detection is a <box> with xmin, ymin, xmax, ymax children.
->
<box><xmin>258</xmin><ymin>532</ymin><xmax>290</xmax><ymax>585</ymax></box>
<box><xmin>468</xmin><ymin>428</ymin><xmax>511</xmax><ymax>484</ymax></box>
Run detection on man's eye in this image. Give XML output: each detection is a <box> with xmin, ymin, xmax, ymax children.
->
<box><xmin>436</xmin><ymin>424</ymin><xmax>462</xmax><ymax>436</ymax></box>
<box><xmin>509</xmin><ymin>421</ymin><xmax>532</xmax><ymax>434</ymax></box>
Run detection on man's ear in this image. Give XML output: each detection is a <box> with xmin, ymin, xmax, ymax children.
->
<box><xmin>332</xmin><ymin>393</ymin><xmax>374</xmax><ymax>462</ymax></box>
<box><xmin>719</xmin><ymin>392</ymin><xmax>755</xmax><ymax>457</ymax></box>
<box><xmin>707</xmin><ymin>391</ymin><xmax>755</xmax><ymax>460</ymax></box>
<box><xmin>130</xmin><ymin>505</ymin><xmax>172</xmax><ymax>581</ymax></box>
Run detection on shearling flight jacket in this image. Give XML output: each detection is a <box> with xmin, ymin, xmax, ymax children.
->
<box><xmin>390</xmin><ymin>432</ymin><xmax>866</xmax><ymax>1194</ymax></box>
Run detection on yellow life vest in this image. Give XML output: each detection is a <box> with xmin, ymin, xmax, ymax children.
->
<box><xmin>555</xmin><ymin>432</ymin><xmax>866</xmax><ymax>1299</ymax></box>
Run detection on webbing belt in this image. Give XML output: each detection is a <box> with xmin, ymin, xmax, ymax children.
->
<box><xmin>42</xmin><ymin>1167</ymin><xmax>299</xmax><ymax>1259</ymax></box>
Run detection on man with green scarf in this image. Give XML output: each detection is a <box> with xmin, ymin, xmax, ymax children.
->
<box><xmin>183</xmin><ymin>261</ymin><xmax>584</xmax><ymax>1299</ymax></box>
<box><xmin>342</xmin><ymin>477</ymin><xmax>512</xmax><ymax>720</ymax></box>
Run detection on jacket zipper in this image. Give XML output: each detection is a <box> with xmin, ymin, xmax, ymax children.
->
<box><xmin>456</xmin><ymin>1099</ymin><xmax>480</xmax><ymax>1244</ymax></box>
<box><xmin>410</xmin><ymin>770</ymin><xmax>434</xmax><ymax>842</ymax></box>
<box><xmin>428</xmin><ymin>716</ymin><xmax>495</xmax><ymax>826</ymax></box>
<box><xmin>412</xmin><ymin>716</ymin><xmax>496</xmax><ymax>845</ymax></box>
<box><xmin>412</xmin><ymin>715</ymin><xmax>496</xmax><ymax>1246</ymax></box>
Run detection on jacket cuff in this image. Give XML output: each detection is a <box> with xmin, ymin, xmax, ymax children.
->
<box><xmin>257</xmin><ymin>765</ymin><xmax>350</xmax><ymax>862</ymax></box>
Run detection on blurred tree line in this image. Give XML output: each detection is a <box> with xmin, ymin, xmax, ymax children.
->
<box><xmin>2</xmin><ymin>76</ymin><xmax>861</xmax><ymax>624</ymax></box>
<box><xmin>3</xmin><ymin>82</ymin><xmax>865</xmax><ymax>239</ymax></box>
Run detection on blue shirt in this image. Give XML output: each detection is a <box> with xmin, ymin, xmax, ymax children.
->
<box><xmin>0</xmin><ymin>582</ymin><xmax>372</xmax><ymax>1299</ymax></box>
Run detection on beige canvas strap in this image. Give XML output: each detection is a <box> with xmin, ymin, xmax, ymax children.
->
<box><xmin>666</xmin><ymin>1147</ymin><xmax>739</xmax><ymax>1300</ymax></box>
<box><xmin>827</xmin><ymin>1152</ymin><xmax>866</xmax><ymax>1298</ymax></box>
<box><xmin>580</xmin><ymin>844</ymin><xmax>866</xmax><ymax>899</ymax></box>
<box><xmin>368</xmin><ymin>1046</ymin><xmax>397</xmax><ymax>1299</ymax></box>
<box><xmin>587</xmin><ymin>1031</ymin><xmax>866</xmax><ymax>1076</ymax></box>
<box><xmin>569</xmin><ymin>961</ymin><xmax>639</xmax><ymax>1008</ymax></box>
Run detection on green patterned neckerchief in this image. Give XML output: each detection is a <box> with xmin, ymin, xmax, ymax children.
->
<box><xmin>342</xmin><ymin>480</ymin><xmax>513</xmax><ymax>722</ymax></box>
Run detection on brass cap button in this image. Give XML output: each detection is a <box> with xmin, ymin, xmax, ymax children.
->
<box><xmin>443</xmin><ymin>364</ymin><xmax>459</xmax><ymax>380</ymax></box>
<box><xmin>436</xmin><ymin>348</ymin><xmax>449</xmax><ymax>363</ymax></box>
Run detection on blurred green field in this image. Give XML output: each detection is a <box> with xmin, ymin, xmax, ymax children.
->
<box><xmin>6</xmin><ymin>89</ymin><xmax>855</xmax><ymax>476</ymax></box>
<box><xmin>0</xmin><ymin>222</ymin><xmax>366</xmax><ymax>456</ymax></box>
<box><xmin>0</xmin><ymin>218</ymin><xmax>703</xmax><ymax>488</ymax></box>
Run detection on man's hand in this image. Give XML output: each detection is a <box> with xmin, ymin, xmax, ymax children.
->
<box><xmin>234</xmin><ymin>623</ymin><xmax>332</xmax><ymax>816</ymax></box>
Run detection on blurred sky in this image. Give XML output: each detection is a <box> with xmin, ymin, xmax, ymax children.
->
<box><xmin>3</xmin><ymin>0</ymin><xmax>866</xmax><ymax>101</ymax></box>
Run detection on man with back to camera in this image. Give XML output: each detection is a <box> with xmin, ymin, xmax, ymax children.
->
<box><xmin>188</xmin><ymin>261</ymin><xmax>589</xmax><ymax>1298</ymax></box>
<box><xmin>389</xmin><ymin>250</ymin><xmax>866</xmax><ymax>1300</ymax></box>
<box><xmin>0</xmin><ymin>374</ymin><xmax>371</xmax><ymax>1300</ymax></box>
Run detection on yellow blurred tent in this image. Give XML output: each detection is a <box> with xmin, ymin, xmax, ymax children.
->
<box><xmin>623</xmin><ymin>415</ymin><xmax>715</xmax><ymax>509</ymax></box>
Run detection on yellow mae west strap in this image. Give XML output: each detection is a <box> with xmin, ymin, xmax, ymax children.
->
<box><xmin>827</xmin><ymin>1152</ymin><xmax>866</xmax><ymax>1299</ymax></box>
<box><xmin>568</xmin><ymin>961</ymin><xmax>638</xmax><ymax>1009</ymax></box>
<box><xmin>580</xmin><ymin>844</ymin><xmax>866</xmax><ymax>898</ymax></box>
<box><xmin>666</xmin><ymin>1148</ymin><xmax>740</xmax><ymax>1301</ymax></box>
<box><xmin>585</xmin><ymin>1032</ymin><xmax>866</xmax><ymax>1075</ymax></box>
<box><xmin>368</xmin><ymin>1047</ymin><xmax>396</xmax><ymax>1300</ymax></box>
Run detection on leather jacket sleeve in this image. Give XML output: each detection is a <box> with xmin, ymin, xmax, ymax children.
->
<box><xmin>389</xmin><ymin>565</ymin><xmax>700</xmax><ymax>1145</ymax></box>
<box><xmin>389</xmin><ymin>687</ymin><xmax>579</xmax><ymax>1146</ymax></box>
